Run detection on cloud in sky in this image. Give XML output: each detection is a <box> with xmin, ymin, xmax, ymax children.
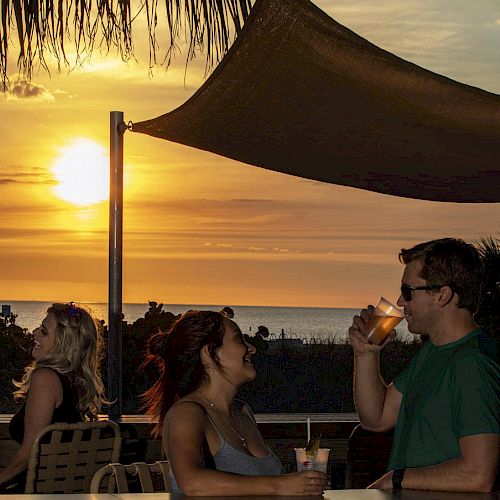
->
<box><xmin>319</xmin><ymin>0</ymin><xmax>500</xmax><ymax>92</ymax></box>
<box><xmin>0</xmin><ymin>169</ymin><xmax>56</xmax><ymax>185</ymax></box>
<box><xmin>6</xmin><ymin>80</ymin><xmax>55</xmax><ymax>101</ymax></box>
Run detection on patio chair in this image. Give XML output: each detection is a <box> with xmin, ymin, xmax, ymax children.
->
<box><xmin>90</xmin><ymin>461</ymin><xmax>171</xmax><ymax>493</ymax></box>
<box><xmin>25</xmin><ymin>420</ymin><xmax>121</xmax><ymax>494</ymax></box>
<box><xmin>344</xmin><ymin>424</ymin><xmax>394</xmax><ymax>489</ymax></box>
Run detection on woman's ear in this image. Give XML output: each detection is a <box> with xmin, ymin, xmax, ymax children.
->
<box><xmin>200</xmin><ymin>345</ymin><xmax>221</xmax><ymax>376</ymax></box>
<box><xmin>200</xmin><ymin>345</ymin><xmax>213</xmax><ymax>368</ymax></box>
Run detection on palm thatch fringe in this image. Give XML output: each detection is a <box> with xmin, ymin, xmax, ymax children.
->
<box><xmin>0</xmin><ymin>0</ymin><xmax>254</xmax><ymax>91</ymax></box>
<box><xmin>475</xmin><ymin>235</ymin><xmax>500</xmax><ymax>339</ymax></box>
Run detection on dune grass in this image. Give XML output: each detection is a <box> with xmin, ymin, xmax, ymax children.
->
<box><xmin>238</xmin><ymin>336</ymin><xmax>422</xmax><ymax>413</ymax></box>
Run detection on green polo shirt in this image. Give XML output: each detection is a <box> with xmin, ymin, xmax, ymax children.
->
<box><xmin>387</xmin><ymin>328</ymin><xmax>500</xmax><ymax>471</ymax></box>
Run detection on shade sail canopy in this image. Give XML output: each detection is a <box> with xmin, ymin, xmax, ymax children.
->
<box><xmin>133</xmin><ymin>0</ymin><xmax>500</xmax><ymax>203</ymax></box>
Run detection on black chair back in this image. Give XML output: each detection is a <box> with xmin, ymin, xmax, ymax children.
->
<box><xmin>344</xmin><ymin>424</ymin><xmax>394</xmax><ymax>489</ymax></box>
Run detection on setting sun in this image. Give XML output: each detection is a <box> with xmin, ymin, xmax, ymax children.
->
<box><xmin>51</xmin><ymin>138</ymin><xmax>109</xmax><ymax>205</ymax></box>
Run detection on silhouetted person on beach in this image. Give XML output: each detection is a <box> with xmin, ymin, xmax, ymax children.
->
<box><xmin>349</xmin><ymin>238</ymin><xmax>499</xmax><ymax>492</ymax></box>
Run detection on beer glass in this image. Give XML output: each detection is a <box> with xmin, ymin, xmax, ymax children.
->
<box><xmin>365</xmin><ymin>297</ymin><xmax>405</xmax><ymax>345</ymax></box>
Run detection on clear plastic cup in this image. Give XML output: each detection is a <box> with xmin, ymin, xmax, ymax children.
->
<box><xmin>365</xmin><ymin>297</ymin><xmax>405</xmax><ymax>345</ymax></box>
<box><xmin>294</xmin><ymin>448</ymin><xmax>330</xmax><ymax>472</ymax></box>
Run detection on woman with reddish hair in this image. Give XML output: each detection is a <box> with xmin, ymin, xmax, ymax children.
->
<box><xmin>143</xmin><ymin>309</ymin><xmax>327</xmax><ymax>496</ymax></box>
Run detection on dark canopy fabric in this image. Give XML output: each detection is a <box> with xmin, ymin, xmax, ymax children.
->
<box><xmin>133</xmin><ymin>0</ymin><xmax>500</xmax><ymax>202</ymax></box>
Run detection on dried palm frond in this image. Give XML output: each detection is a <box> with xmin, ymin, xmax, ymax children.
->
<box><xmin>475</xmin><ymin>235</ymin><xmax>500</xmax><ymax>338</ymax></box>
<box><xmin>0</xmin><ymin>0</ymin><xmax>254</xmax><ymax>90</ymax></box>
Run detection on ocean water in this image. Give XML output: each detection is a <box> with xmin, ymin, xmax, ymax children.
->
<box><xmin>0</xmin><ymin>300</ymin><xmax>413</xmax><ymax>342</ymax></box>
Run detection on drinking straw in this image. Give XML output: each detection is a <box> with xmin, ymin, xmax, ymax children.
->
<box><xmin>307</xmin><ymin>417</ymin><xmax>311</xmax><ymax>443</ymax></box>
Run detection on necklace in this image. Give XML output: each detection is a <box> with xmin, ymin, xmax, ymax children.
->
<box><xmin>200</xmin><ymin>395</ymin><xmax>248</xmax><ymax>449</ymax></box>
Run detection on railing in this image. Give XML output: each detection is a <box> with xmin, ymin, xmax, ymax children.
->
<box><xmin>0</xmin><ymin>413</ymin><xmax>360</xmax><ymax>489</ymax></box>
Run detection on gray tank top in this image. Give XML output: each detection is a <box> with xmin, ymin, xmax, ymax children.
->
<box><xmin>168</xmin><ymin>402</ymin><xmax>283</xmax><ymax>493</ymax></box>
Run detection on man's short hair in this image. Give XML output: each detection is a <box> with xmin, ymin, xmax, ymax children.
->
<box><xmin>399</xmin><ymin>238</ymin><xmax>483</xmax><ymax>313</ymax></box>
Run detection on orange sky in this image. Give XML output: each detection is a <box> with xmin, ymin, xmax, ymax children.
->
<box><xmin>0</xmin><ymin>0</ymin><xmax>499</xmax><ymax>309</ymax></box>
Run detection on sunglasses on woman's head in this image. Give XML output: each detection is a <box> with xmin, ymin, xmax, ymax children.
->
<box><xmin>66</xmin><ymin>302</ymin><xmax>80</xmax><ymax>317</ymax></box>
<box><xmin>400</xmin><ymin>284</ymin><xmax>444</xmax><ymax>302</ymax></box>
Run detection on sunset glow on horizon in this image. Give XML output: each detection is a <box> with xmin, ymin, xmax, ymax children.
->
<box><xmin>0</xmin><ymin>0</ymin><xmax>499</xmax><ymax>309</ymax></box>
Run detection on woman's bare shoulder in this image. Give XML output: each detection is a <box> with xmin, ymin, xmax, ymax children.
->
<box><xmin>164</xmin><ymin>398</ymin><xmax>209</xmax><ymax>437</ymax></box>
<box><xmin>30</xmin><ymin>367</ymin><xmax>62</xmax><ymax>388</ymax></box>
<box><xmin>165</xmin><ymin>395</ymin><xmax>207</xmax><ymax>425</ymax></box>
<box><xmin>167</xmin><ymin>398</ymin><xmax>207</xmax><ymax>420</ymax></box>
<box><xmin>26</xmin><ymin>368</ymin><xmax>63</xmax><ymax>408</ymax></box>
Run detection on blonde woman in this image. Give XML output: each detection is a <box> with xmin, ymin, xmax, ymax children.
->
<box><xmin>0</xmin><ymin>303</ymin><xmax>105</xmax><ymax>492</ymax></box>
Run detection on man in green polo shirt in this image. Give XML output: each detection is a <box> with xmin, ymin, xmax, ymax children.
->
<box><xmin>348</xmin><ymin>238</ymin><xmax>499</xmax><ymax>492</ymax></box>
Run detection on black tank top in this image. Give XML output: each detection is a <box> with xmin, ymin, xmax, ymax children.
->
<box><xmin>9</xmin><ymin>368</ymin><xmax>82</xmax><ymax>444</ymax></box>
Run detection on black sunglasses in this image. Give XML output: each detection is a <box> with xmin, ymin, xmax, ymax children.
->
<box><xmin>400</xmin><ymin>284</ymin><xmax>444</xmax><ymax>302</ymax></box>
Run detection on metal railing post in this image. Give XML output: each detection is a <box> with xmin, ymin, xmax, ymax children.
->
<box><xmin>108</xmin><ymin>111</ymin><xmax>126</xmax><ymax>419</ymax></box>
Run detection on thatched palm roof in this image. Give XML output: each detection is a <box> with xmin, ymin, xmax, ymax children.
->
<box><xmin>0</xmin><ymin>0</ymin><xmax>253</xmax><ymax>90</ymax></box>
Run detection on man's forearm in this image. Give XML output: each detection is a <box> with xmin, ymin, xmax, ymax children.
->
<box><xmin>402</xmin><ymin>458</ymin><xmax>494</xmax><ymax>493</ymax></box>
<box><xmin>353</xmin><ymin>352</ymin><xmax>387</xmax><ymax>430</ymax></box>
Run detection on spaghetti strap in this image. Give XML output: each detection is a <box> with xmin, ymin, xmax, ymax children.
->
<box><xmin>202</xmin><ymin>409</ymin><xmax>225</xmax><ymax>442</ymax></box>
<box><xmin>238</xmin><ymin>399</ymin><xmax>257</xmax><ymax>424</ymax></box>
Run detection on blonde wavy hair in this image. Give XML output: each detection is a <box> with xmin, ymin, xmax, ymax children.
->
<box><xmin>13</xmin><ymin>303</ymin><xmax>106</xmax><ymax>421</ymax></box>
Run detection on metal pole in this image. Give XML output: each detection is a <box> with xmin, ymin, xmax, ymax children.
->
<box><xmin>108</xmin><ymin>111</ymin><xmax>126</xmax><ymax>419</ymax></box>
